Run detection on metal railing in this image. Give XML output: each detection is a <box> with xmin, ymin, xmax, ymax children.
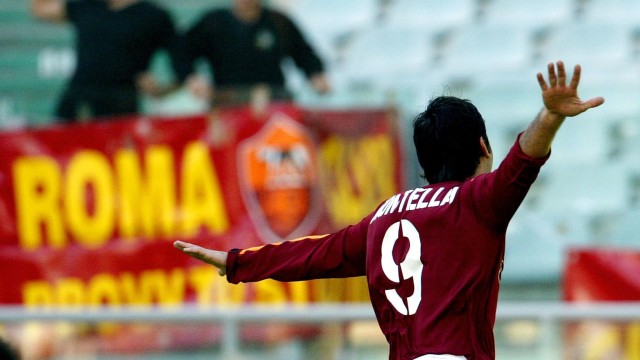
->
<box><xmin>1</xmin><ymin>302</ymin><xmax>640</xmax><ymax>358</ymax></box>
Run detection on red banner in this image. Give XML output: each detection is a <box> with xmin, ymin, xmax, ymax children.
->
<box><xmin>564</xmin><ymin>248</ymin><xmax>640</xmax><ymax>301</ymax></box>
<box><xmin>563</xmin><ymin>248</ymin><xmax>640</xmax><ymax>359</ymax></box>
<box><xmin>0</xmin><ymin>103</ymin><xmax>404</xmax><ymax>308</ymax></box>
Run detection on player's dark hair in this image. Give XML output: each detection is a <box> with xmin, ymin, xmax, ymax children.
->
<box><xmin>413</xmin><ymin>96</ymin><xmax>491</xmax><ymax>184</ymax></box>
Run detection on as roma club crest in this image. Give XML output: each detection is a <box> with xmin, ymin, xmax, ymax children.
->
<box><xmin>238</xmin><ymin>113</ymin><xmax>322</xmax><ymax>244</ymax></box>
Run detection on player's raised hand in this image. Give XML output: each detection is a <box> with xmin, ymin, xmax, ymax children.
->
<box><xmin>537</xmin><ymin>61</ymin><xmax>604</xmax><ymax>118</ymax></box>
<box><xmin>174</xmin><ymin>240</ymin><xmax>228</xmax><ymax>276</ymax></box>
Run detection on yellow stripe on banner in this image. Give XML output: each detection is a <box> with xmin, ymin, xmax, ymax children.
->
<box><xmin>628</xmin><ymin>322</ymin><xmax>640</xmax><ymax>360</ymax></box>
<box><xmin>239</xmin><ymin>234</ymin><xmax>329</xmax><ymax>255</ymax></box>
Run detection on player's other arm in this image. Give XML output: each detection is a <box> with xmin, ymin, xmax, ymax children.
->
<box><xmin>174</xmin><ymin>218</ymin><xmax>369</xmax><ymax>283</ymax></box>
<box><xmin>519</xmin><ymin>61</ymin><xmax>605</xmax><ymax>158</ymax></box>
<box><xmin>30</xmin><ymin>0</ymin><xmax>67</xmax><ymax>22</ymax></box>
<box><xmin>174</xmin><ymin>241</ymin><xmax>228</xmax><ymax>275</ymax></box>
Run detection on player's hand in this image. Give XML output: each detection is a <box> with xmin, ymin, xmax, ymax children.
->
<box><xmin>537</xmin><ymin>61</ymin><xmax>604</xmax><ymax>118</ymax></box>
<box><xmin>174</xmin><ymin>240</ymin><xmax>228</xmax><ymax>276</ymax></box>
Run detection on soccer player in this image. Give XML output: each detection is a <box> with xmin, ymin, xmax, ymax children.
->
<box><xmin>174</xmin><ymin>61</ymin><xmax>604</xmax><ymax>359</ymax></box>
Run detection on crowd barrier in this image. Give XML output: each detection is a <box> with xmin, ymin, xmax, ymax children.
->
<box><xmin>1</xmin><ymin>302</ymin><xmax>640</xmax><ymax>359</ymax></box>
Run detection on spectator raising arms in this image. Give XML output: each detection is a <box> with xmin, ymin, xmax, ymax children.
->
<box><xmin>31</xmin><ymin>0</ymin><xmax>181</xmax><ymax>122</ymax></box>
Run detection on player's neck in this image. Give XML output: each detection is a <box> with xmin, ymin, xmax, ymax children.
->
<box><xmin>473</xmin><ymin>154</ymin><xmax>493</xmax><ymax>177</ymax></box>
<box><xmin>473</xmin><ymin>136</ymin><xmax>494</xmax><ymax>177</ymax></box>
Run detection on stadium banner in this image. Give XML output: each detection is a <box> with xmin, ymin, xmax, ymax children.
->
<box><xmin>0</xmin><ymin>103</ymin><xmax>404</xmax><ymax>308</ymax></box>
<box><xmin>563</xmin><ymin>248</ymin><xmax>640</xmax><ymax>359</ymax></box>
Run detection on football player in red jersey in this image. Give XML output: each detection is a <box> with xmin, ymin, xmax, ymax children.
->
<box><xmin>174</xmin><ymin>61</ymin><xmax>604</xmax><ymax>360</ymax></box>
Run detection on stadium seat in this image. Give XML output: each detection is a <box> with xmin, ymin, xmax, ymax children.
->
<box><xmin>537</xmin><ymin>21</ymin><xmax>636</xmax><ymax>74</ymax></box>
<box><xmin>606</xmin><ymin>207</ymin><xmax>640</xmax><ymax>249</ymax></box>
<box><xmin>482</xmin><ymin>125</ymin><xmax>518</xmax><ymax>165</ymax></box>
<box><xmin>616</xmin><ymin>116</ymin><xmax>640</xmax><ymax>167</ymax></box>
<box><xmin>337</xmin><ymin>26</ymin><xmax>435</xmax><ymax>88</ymax></box>
<box><xmin>156</xmin><ymin>0</ymin><xmax>228</xmax><ymax>29</ymax></box>
<box><xmin>548</xmin><ymin>109</ymin><xmax>615</xmax><ymax>164</ymax></box>
<box><xmin>574</xmin><ymin>70</ymin><xmax>640</xmax><ymax>121</ymax></box>
<box><xmin>463</xmin><ymin>73</ymin><xmax>541</xmax><ymax>129</ymax></box>
<box><xmin>0</xmin><ymin>22</ymin><xmax>73</xmax><ymax>48</ymax></box>
<box><xmin>0</xmin><ymin>1</ymin><xmax>29</xmax><ymax>25</ymax></box>
<box><xmin>292</xmin><ymin>74</ymin><xmax>390</xmax><ymax>110</ymax></box>
<box><xmin>286</xmin><ymin>0</ymin><xmax>379</xmax><ymax>62</ymax></box>
<box><xmin>0</xmin><ymin>44</ymin><xmax>72</xmax><ymax>86</ymax></box>
<box><xmin>503</xmin><ymin>208</ymin><xmax>569</xmax><ymax>282</ymax></box>
<box><xmin>0</xmin><ymin>49</ymin><xmax>39</xmax><ymax>76</ymax></box>
<box><xmin>288</xmin><ymin>0</ymin><xmax>379</xmax><ymax>31</ymax></box>
<box><xmin>437</xmin><ymin>23</ymin><xmax>535</xmax><ymax>83</ymax></box>
<box><xmin>534</xmin><ymin>160</ymin><xmax>630</xmax><ymax>217</ymax></box>
<box><xmin>484</xmin><ymin>0</ymin><xmax>576</xmax><ymax>32</ymax></box>
<box><xmin>383</xmin><ymin>0</ymin><xmax>477</xmax><ymax>35</ymax></box>
<box><xmin>0</xmin><ymin>92</ymin><xmax>59</xmax><ymax>128</ymax></box>
<box><xmin>581</xmin><ymin>0</ymin><xmax>640</xmax><ymax>26</ymax></box>
<box><xmin>378</xmin><ymin>69</ymin><xmax>452</xmax><ymax>120</ymax></box>
<box><xmin>0</xmin><ymin>96</ymin><xmax>26</xmax><ymax>129</ymax></box>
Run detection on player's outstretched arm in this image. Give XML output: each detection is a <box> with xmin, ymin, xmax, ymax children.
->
<box><xmin>519</xmin><ymin>61</ymin><xmax>605</xmax><ymax>158</ymax></box>
<box><xmin>174</xmin><ymin>240</ymin><xmax>228</xmax><ymax>276</ymax></box>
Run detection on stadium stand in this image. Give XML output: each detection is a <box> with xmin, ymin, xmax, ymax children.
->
<box><xmin>536</xmin><ymin>21</ymin><xmax>637</xmax><ymax>74</ymax></box>
<box><xmin>581</xmin><ymin>0</ymin><xmax>640</xmax><ymax>26</ymax></box>
<box><xmin>284</xmin><ymin>0</ymin><xmax>379</xmax><ymax>65</ymax></box>
<box><xmin>609</xmin><ymin>207</ymin><xmax>640</xmax><ymax>248</ymax></box>
<box><xmin>156</xmin><ymin>0</ymin><xmax>228</xmax><ymax>29</ymax></box>
<box><xmin>483</xmin><ymin>0</ymin><xmax>576</xmax><ymax>32</ymax></box>
<box><xmin>0</xmin><ymin>0</ymin><xmax>72</xmax><ymax>125</ymax></box>
<box><xmin>383</xmin><ymin>0</ymin><xmax>478</xmax><ymax>34</ymax></box>
<box><xmin>436</xmin><ymin>23</ymin><xmax>535</xmax><ymax>85</ymax></box>
<box><xmin>336</xmin><ymin>25</ymin><xmax>435</xmax><ymax>88</ymax></box>
<box><xmin>502</xmin><ymin>208</ymin><xmax>573</xmax><ymax>282</ymax></box>
<box><xmin>1</xmin><ymin>1</ymin><xmax>640</xmax><ymax>359</ymax></box>
<box><xmin>1</xmin><ymin>0</ymin><xmax>638</xmax><ymax>287</ymax></box>
<box><xmin>536</xmin><ymin>161</ymin><xmax>630</xmax><ymax>216</ymax></box>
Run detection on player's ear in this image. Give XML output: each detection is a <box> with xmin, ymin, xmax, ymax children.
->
<box><xmin>479</xmin><ymin>137</ymin><xmax>491</xmax><ymax>158</ymax></box>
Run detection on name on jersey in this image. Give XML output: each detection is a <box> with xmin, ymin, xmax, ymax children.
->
<box><xmin>370</xmin><ymin>186</ymin><xmax>459</xmax><ymax>223</ymax></box>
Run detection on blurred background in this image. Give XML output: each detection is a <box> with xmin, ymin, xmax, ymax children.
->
<box><xmin>0</xmin><ymin>0</ymin><xmax>639</xmax><ymax>359</ymax></box>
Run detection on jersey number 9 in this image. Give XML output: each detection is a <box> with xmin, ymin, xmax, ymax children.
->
<box><xmin>381</xmin><ymin>219</ymin><xmax>423</xmax><ymax>315</ymax></box>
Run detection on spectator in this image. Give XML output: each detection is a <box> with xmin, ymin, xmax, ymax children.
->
<box><xmin>177</xmin><ymin>0</ymin><xmax>330</xmax><ymax>107</ymax></box>
<box><xmin>30</xmin><ymin>0</ymin><xmax>181</xmax><ymax>122</ymax></box>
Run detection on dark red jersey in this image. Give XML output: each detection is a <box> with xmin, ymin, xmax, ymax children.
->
<box><xmin>226</xmin><ymin>135</ymin><xmax>548</xmax><ymax>359</ymax></box>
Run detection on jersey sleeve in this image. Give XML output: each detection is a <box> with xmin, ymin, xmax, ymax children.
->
<box><xmin>468</xmin><ymin>132</ymin><xmax>549</xmax><ymax>229</ymax></box>
<box><xmin>226</xmin><ymin>214</ymin><xmax>372</xmax><ymax>284</ymax></box>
